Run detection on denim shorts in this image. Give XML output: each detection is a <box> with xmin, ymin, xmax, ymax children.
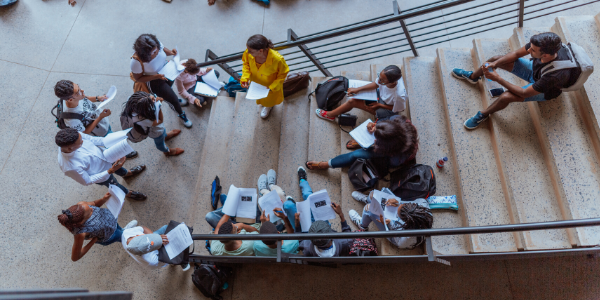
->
<box><xmin>510</xmin><ymin>58</ymin><xmax>546</xmax><ymax>102</ymax></box>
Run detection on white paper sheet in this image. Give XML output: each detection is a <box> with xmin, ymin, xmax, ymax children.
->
<box><xmin>308</xmin><ymin>189</ymin><xmax>336</xmax><ymax>221</ymax></box>
<box><xmin>258</xmin><ymin>190</ymin><xmax>285</xmax><ymax>222</ymax></box>
<box><xmin>106</xmin><ymin>184</ymin><xmax>126</xmax><ymax>219</ymax></box>
<box><xmin>159</xmin><ymin>60</ymin><xmax>182</xmax><ymax>81</ymax></box>
<box><xmin>369</xmin><ymin>190</ymin><xmax>390</xmax><ymax>230</ymax></box>
<box><xmin>103</xmin><ymin>139</ymin><xmax>134</xmax><ymax>163</ymax></box>
<box><xmin>349</xmin><ymin>119</ymin><xmax>376</xmax><ymax>148</ymax></box>
<box><xmin>96</xmin><ymin>85</ymin><xmax>117</xmax><ymax>111</ymax></box>
<box><xmin>154</xmin><ymin>101</ymin><xmax>161</xmax><ymax>122</ymax></box>
<box><xmin>174</xmin><ymin>46</ymin><xmax>183</xmax><ymax>71</ymax></box>
<box><xmin>221</xmin><ymin>185</ymin><xmax>257</xmax><ymax>219</ymax></box>
<box><xmin>245</xmin><ymin>82</ymin><xmax>270</xmax><ymax>100</ymax></box>
<box><xmin>102</xmin><ymin>128</ymin><xmax>132</xmax><ymax>148</ymax></box>
<box><xmin>295</xmin><ymin>200</ymin><xmax>312</xmax><ymax>232</ymax></box>
<box><xmin>348</xmin><ymin>79</ymin><xmax>378</xmax><ymax>101</ymax></box>
<box><xmin>164</xmin><ymin>223</ymin><xmax>193</xmax><ymax>259</ymax></box>
<box><xmin>376</xmin><ymin>188</ymin><xmax>400</xmax><ymax>221</ymax></box>
<box><xmin>194</xmin><ymin>82</ymin><xmax>219</xmax><ymax>97</ymax></box>
<box><xmin>201</xmin><ymin>69</ymin><xmax>222</xmax><ymax>90</ymax></box>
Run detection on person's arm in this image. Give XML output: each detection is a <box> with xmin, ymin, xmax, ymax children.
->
<box><xmin>214</xmin><ymin>214</ymin><xmax>231</xmax><ymax>233</ymax></box>
<box><xmin>268</xmin><ymin>58</ymin><xmax>290</xmax><ymax>92</ymax></box>
<box><xmin>82</xmin><ymin>109</ymin><xmax>111</xmax><ymax>135</ymax></box>
<box><xmin>197</xmin><ymin>67</ymin><xmax>211</xmax><ymax>77</ymax></box>
<box><xmin>375</xmin><ymin>103</ymin><xmax>393</xmax><ymax>111</ymax></box>
<box><xmin>81</xmin><ymin>132</ymin><xmax>106</xmax><ymax>147</ymax></box>
<box><xmin>294</xmin><ymin>213</ymin><xmax>302</xmax><ymax>233</ymax></box>
<box><xmin>88</xmin><ymin>192</ymin><xmax>111</xmax><ymax>207</ymax></box>
<box><xmin>330</xmin><ymin>202</ymin><xmax>352</xmax><ymax>232</ymax></box>
<box><xmin>240</xmin><ymin>51</ymin><xmax>251</xmax><ymax>88</ymax></box>
<box><xmin>483</xmin><ymin>68</ymin><xmax>541</xmax><ymax>99</ymax></box>
<box><xmin>175</xmin><ymin>77</ymin><xmax>196</xmax><ymax>103</ymax></box>
<box><xmin>273</xmin><ymin>208</ymin><xmax>294</xmax><ymax>234</ymax></box>
<box><xmin>236</xmin><ymin>223</ymin><xmax>258</xmax><ymax>233</ymax></box>
<box><xmin>163</xmin><ymin>47</ymin><xmax>177</xmax><ymax>56</ymax></box>
<box><xmin>71</xmin><ymin>233</ymin><xmax>97</xmax><ymax>261</ymax></box>
<box><xmin>347</xmin><ymin>82</ymin><xmax>378</xmax><ymax>96</ymax></box>
<box><xmin>132</xmin><ymin>72</ymin><xmax>166</xmax><ymax>83</ymax></box>
<box><xmin>486</xmin><ymin>45</ymin><xmax>530</xmax><ymax>70</ymax></box>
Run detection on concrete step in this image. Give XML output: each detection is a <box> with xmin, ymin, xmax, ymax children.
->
<box><xmin>402</xmin><ymin>56</ymin><xmax>469</xmax><ymax>255</ymax></box>
<box><xmin>436</xmin><ymin>47</ymin><xmax>518</xmax><ymax>253</ymax></box>
<box><xmin>189</xmin><ymin>96</ymin><xmax>237</xmax><ymax>254</ymax></box>
<box><xmin>514</xmin><ymin>27</ymin><xmax>600</xmax><ymax>247</ymax></box>
<box><xmin>307</xmin><ymin>77</ymin><xmax>342</xmax><ymax>230</ymax></box>
<box><xmin>474</xmin><ymin>38</ymin><xmax>571</xmax><ymax>250</ymax></box>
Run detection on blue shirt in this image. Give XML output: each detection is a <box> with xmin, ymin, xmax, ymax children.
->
<box><xmin>253</xmin><ymin>239</ymin><xmax>299</xmax><ymax>256</ymax></box>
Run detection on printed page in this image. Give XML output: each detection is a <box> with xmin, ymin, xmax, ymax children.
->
<box><xmin>258</xmin><ymin>190</ymin><xmax>285</xmax><ymax>222</ymax></box>
<box><xmin>164</xmin><ymin>223</ymin><xmax>193</xmax><ymax>259</ymax></box>
<box><xmin>221</xmin><ymin>184</ymin><xmax>240</xmax><ymax>217</ymax></box>
<box><xmin>349</xmin><ymin>119</ymin><xmax>376</xmax><ymax>148</ymax></box>
<box><xmin>201</xmin><ymin>69</ymin><xmax>222</xmax><ymax>90</ymax></box>
<box><xmin>102</xmin><ymin>128</ymin><xmax>131</xmax><ymax>148</ymax></box>
<box><xmin>308</xmin><ymin>190</ymin><xmax>336</xmax><ymax>221</ymax></box>
<box><xmin>96</xmin><ymin>85</ymin><xmax>117</xmax><ymax>111</ymax></box>
<box><xmin>295</xmin><ymin>200</ymin><xmax>312</xmax><ymax>232</ymax></box>
<box><xmin>105</xmin><ymin>184</ymin><xmax>126</xmax><ymax>219</ymax></box>
<box><xmin>368</xmin><ymin>190</ymin><xmax>388</xmax><ymax>230</ymax></box>
<box><xmin>245</xmin><ymin>82</ymin><xmax>270</xmax><ymax>100</ymax></box>
<box><xmin>236</xmin><ymin>188</ymin><xmax>258</xmax><ymax>219</ymax></box>
<box><xmin>102</xmin><ymin>139</ymin><xmax>134</xmax><ymax>163</ymax></box>
<box><xmin>348</xmin><ymin>79</ymin><xmax>378</xmax><ymax>101</ymax></box>
<box><xmin>174</xmin><ymin>46</ymin><xmax>184</xmax><ymax>71</ymax></box>
<box><xmin>194</xmin><ymin>82</ymin><xmax>218</xmax><ymax>97</ymax></box>
<box><xmin>159</xmin><ymin>60</ymin><xmax>182</xmax><ymax>81</ymax></box>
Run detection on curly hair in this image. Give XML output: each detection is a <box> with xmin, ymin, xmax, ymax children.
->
<box><xmin>182</xmin><ymin>58</ymin><xmax>200</xmax><ymax>75</ymax></box>
<box><xmin>373</xmin><ymin>115</ymin><xmax>418</xmax><ymax>157</ymax></box>
<box><xmin>58</xmin><ymin>204</ymin><xmax>85</xmax><ymax>232</ymax></box>
<box><xmin>247</xmin><ymin>34</ymin><xmax>274</xmax><ymax>50</ymax></box>
<box><xmin>382</xmin><ymin>65</ymin><xmax>402</xmax><ymax>83</ymax></box>
<box><xmin>133</xmin><ymin>34</ymin><xmax>160</xmax><ymax>62</ymax></box>
<box><xmin>54</xmin><ymin>80</ymin><xmax>75</xmax><ymax>100</ymax></box>
<box><xmin>259</xmin><ymin>221</ymin><xmax>278</xmax><ymax>246</ymax></box>
<box><xmin>218</xmin><ymin>220</ymin><xmax>234</xmax><ymax>244</ymax></box>
<box><xmin>530</xmin><ymin>32</ymin><xmax>562</xmax><ymax>55</ymax></box>
<box><xmin>399</xmin><ymin>203</ymin><xmax>433</xmax><ymax>230</ymax></box>
<box><xmin>55</xmin><ymin>128</ymin><xmax>80</xmax><ymax>147</ymax></box>
<box><xmin>122</xmin><ymin>91</ymin><xmax>157</xmax><ymax>121</ymax></box>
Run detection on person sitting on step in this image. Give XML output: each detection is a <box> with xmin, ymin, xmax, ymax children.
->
<box><xmin>305</xmin><ymin>114</ymin><xmax>418</xmax><ymax>171</ymax></box>
<box><xmin>315</xmin><ymin>65</ymin><xmax>407</xmax><ymax>122</ymax></box>
<box><xmin>175</xmin><ymin>59</ymin><xmax>220</xmax><ymax>109</ymax></box>
<box><xmin>348</xmin><ymin>192</ymin><xmax>433</xmax><ymax>250</ymax></box>
<box><xmin>295</xmin><ymin>203</ymin><xmax>353</xmax><ymax>257</ymax></box>
<box><xmin>253</xmin><ymin>209</ymin><xmax>299</xmax><ymax>257</ymax></box>
<box><xmin>452</xmin><ymin>32</ymin><xmax>581</xmax><ymax>130</ymax></box>
<box><xmin>210</xmin><ymin>218</ymin><xmax>260</xmax><ymax>256</ymax></box>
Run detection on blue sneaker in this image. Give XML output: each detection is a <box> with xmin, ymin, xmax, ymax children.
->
<box><xmin>464</xmin><ymin>111</ymin><xmax>489</xmax><ymax>130</ymax></box>
<box><xmin>451</xmin><ymin>68</ymin><xmax>480</xmax><ymax>84</ymax></box>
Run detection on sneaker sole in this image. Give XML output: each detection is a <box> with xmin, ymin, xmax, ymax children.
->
<box><xmin>315</xmin><ymin>110</ymin><xmax>335</xmax><ymax>122</ymax></box>
<box><xmin>451</xmin><ymin>71</ymin><xmax>479</xmax><ymax>85</ymax></box>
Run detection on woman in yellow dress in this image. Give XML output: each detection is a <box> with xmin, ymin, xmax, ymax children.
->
<box><xmin>240</xmin><ymin>34</ymin><xmax>289</xmax><ymax>119</ymax></box>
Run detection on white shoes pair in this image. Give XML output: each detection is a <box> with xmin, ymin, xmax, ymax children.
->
<box><xmin>259</xmin><ymin>105</ymin><xmax>273</xmax><ymax>119</ymax></box>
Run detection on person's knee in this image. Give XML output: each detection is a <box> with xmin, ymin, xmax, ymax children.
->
<box><xmin>283</xmin><ymin>200</ymin><xmax>295</xmax><ymax>211</ymax></box>
<box><xmin>498</xmin><ymin>91</ymin><xmax>522</xmax><ymax>104</ymax></box>
<box><xmin>205</xmin><ymin>212</ymin><xmax>217</xmax><ymax>225</ymax></box>
<box><xmin>347</xmin><ymin>98</ymin><xmax>360</xmax><ymax>106</ymax></box>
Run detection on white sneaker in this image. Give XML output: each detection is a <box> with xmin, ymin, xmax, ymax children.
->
<box><xmin>352</xmin><ymin>191</ymin><xmax>370</xmax><ymax>204</ymax></box>
<box><xmin>181</xmin><ymin>263</ymin><xmax>191</xmax><ymax>271</ymax></box>
<box><xmin>267</xmin><ymin>169</ymin><xmax>277</xmax><ymax>186</ymax></box>
<box><xmin>124</xmin><ymin>220</ymin><xmax>138</xmax><ymax>230</ymax></box>
<box><xmin>349</xmin><ymin>209</ymin><xmax>367</xmax><ymax>231</ymax></box>
<box><xmin>261</xmin><ymin>106</ymin><xmax>272</xmax><ymax>119</ymax></box>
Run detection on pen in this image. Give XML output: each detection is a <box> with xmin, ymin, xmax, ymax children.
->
<box><xmin>274</xmin><ymin>210</ymin><xmax>284</xmax><ymax>214</ymax></box>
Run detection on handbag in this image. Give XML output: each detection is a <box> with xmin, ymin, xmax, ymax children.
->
<box><xmin>338</xmin><ymin>113</ymin><xmax>357</xmax><ymax>127</ymax></box>
<box><xmin>130</xmin><ymin>54</ymin><xmax>150</xmax><ymax>93</ymax></box>
<box><xmin>348</xmin><ymin>158</ymin><xmax>380</xmax><ymax>192</ymax></box>
<box><xmin>283</xmin><ymin>71</ymin><xmax>311</xmax><ymax>97</ymax></box>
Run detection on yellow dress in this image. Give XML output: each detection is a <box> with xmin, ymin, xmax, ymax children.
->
<box><xmin>240</xmin><ymin>49</ymin><xmax>289</xmax><ymax>107</ymax></box>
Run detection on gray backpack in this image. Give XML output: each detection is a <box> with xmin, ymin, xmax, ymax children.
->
<box><xmin>119</xmin><ymin>114</ymin><xmax>149</xmax><ymax>143</ymax></box>
<box><xmin>540</xmin><ymin>42</ymin><xmax>594</xmax><ymax>92</ymax></box>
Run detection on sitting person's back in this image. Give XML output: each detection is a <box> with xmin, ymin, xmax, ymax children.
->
<box><xmin>253</xmin><ymin>211</ymin><xmax>299</xmax><ymax>257</ymax></box>
<box><xmin>210</xmin><ymin>221</ymin><xmax>260</xmax><ymax>256</ymax></box>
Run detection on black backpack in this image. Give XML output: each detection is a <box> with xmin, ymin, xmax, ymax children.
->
<box><xmin>388</xmin><ymin>164</ymin><xmax>436</xmax><ymax>201</ymax></box>
<box><xmin>309</xmin><ymin>76</ymin><xmax>349</xmax><ymax>111</ymax></box>
<box><xmin>348</xmin><ymin>158</ymin><xmax>380</xmax><ymax>192</ymax></box>
<box><xmin>192</xmin><ymin>264</ymin><xmax>233</xmax><ymax>300</ymax></box>
<box><xmin>51</xmin><ymin>99</ymin><xmax>84</xmax><ymax>130</ymax></box>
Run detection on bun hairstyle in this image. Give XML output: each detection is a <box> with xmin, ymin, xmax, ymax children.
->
<box><xmin>133</xmin><ymin>34</ymin><xmax>160</xmax><ymax>63</ymax></box>
<box><xmin>246</xmin><ymin>34</ymin><xmax>274</xmax><ymax>51</ymax></box>
<box><xmin>58</xmin><ymin>204</ymin><xmax>85</xmax><ymax>232</ymax></box>
<box><xmin>182</xmin><ymin>58</ymin><xmax>200</xmax><ymax>74</ymax></box>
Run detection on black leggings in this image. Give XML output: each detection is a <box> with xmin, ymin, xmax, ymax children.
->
<box><xmin>149</xmin><ymin>79</ymin><xmax>183</xmax><ymax>115</ymax></box>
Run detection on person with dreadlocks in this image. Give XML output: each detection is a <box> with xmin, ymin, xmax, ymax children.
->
<box><xmin>58</xmin><ymin>192</ymin><xmax>128</xmax><ymax>261</ymax></box>
<box><xmin>348</xmin><ymin>194</ymin><xmax>433</xmax><ymax>250</ymax></box>
<box><xmin>122</xmin><ymin>92</ymin><xmax>184</xmax><ymax>156</ymax></box>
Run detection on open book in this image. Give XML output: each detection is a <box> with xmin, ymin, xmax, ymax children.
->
<box><xmin>159</xmin><ymin>47</ymin><xmax>185</xmax><ymax>81</ymax></box>
<box><xmin>103</xmin><ymin>139</ymin><xmax>134</xmax><ymax>163</ymax></box>
<box><xmin>308</xmin><ymin>189</ymin><xmax>336</xmax><ymax>221</ymax></box>
<box><xmin>193</xmin><ymin>70</ymin><xmax>222</xmax><ymax>97</ymax></box>
<box><xmin>349</xmin><ymin>119</ymin><xmax>376</xmax><ymax>148</ymax></box>
<box><xmin>164</xmin><ymin>223</ymin><xmax>193</xmax><ymax>259</ymax></box>
<box><xmin>348</xmin><ymin>79</ymin><xmax>378</xmax><ymax>101</ymax></box>
<box><xmin>221</xmin><ymin>185</ymin><xmax>258</xmax><ymax>220</ymax></box>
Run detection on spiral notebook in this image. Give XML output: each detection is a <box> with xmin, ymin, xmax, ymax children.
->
<box><xmin>193</xmin><ymin>70</ymin><xmax>222</xmax><ymax>97</ymax></box>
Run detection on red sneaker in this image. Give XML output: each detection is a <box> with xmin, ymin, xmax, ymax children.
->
<box><xmin>315</xmin><ymin>109</ymin><xmax>335</xmax><ymax>122</ymax></box>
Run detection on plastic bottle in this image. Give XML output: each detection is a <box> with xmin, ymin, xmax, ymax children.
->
<box><xmin>436</xmin><ymin>157</ymin><xmax>448</xmax><ymax>168</ymax></box>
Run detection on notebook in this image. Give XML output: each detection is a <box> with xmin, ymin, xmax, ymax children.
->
<box><xmin>193</xmin><ymin>70</ymin><xmax>222</xmax><ymax>97</ymax></box>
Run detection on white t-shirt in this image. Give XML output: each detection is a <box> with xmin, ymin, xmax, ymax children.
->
<box><xmin>62</xmin><ymin>98</ymin><xmax>110</xmax><ymax>137</ymax></box>
<box><xmin>375</xmin><ymin>77</ymin><xmax>407</xmax><ymax>113</ymax></box>
<box><xmin>313</xmin><ymin>242</ymin><xmax>336</xmax><ymax>258</ymax></box>
<box><xmin>121</xmin><ymin>226</ymin><xmax>168</xmax><ymax>269</ymax></box>
<box><xmin>130</xmin><ymin>42</ymin><xmax>167</xmax><ymax>75</ymax></box>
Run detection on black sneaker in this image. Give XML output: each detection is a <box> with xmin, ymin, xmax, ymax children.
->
<box><xmin>125</xmin><ymin>151</ymin><xmax>138</xmax><ymax>159</ymax></box>
<box><xmin>297</xmin><ymin>166</ymin><xmax>307</xmax><ymax>181</ymax></box>
<box><xmin>127</xmin><ymin>191</ymin><xmax>147</xmax><ymax>201</ymax></box>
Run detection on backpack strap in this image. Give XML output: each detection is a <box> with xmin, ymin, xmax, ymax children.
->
<box><xmin>131</xmin><ymin>53</ymin><xmax>146</xmax><ymax>75</ymax></box>
<box><xmin>541</xmin><ymin>43</ymin><xmax>578</xmax><ymax>76</ymax></box>
<box><xmin>61</xmin><ymin>111</ymin><xmax>85</xmax><ymax>121</ymax></box>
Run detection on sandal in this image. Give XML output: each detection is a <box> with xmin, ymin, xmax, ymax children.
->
<box><xmin>123</xmin><ymin>165</ymin><xmax>146</xmax><ymax>178</ymax></box>
<box><xmin>305</xmin><ymin>161</ymin><xmax>329</xmax><ymax>170</ymax></box>
<box><xmin>346</xmin><ymin>139</ymin><xmax>361</xmax><ymax>150</ymax></box>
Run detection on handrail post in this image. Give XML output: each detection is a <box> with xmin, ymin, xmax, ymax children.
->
<box><xmin>288</xmin><ymin>28</ymin><xmax>332</xmax><ymax>77</ymax></box>
<box><xmin>518</xmin><ymin>0</ymin><xmax>525</xmax><ymax>27</ymax></box>
<box><xmin>425</xmin><ymin>236</ymin><xmax>435</xmax><ymax>262</ymax></box>
<box><xmin>204</xmin><ymin>49</ymin><xmax>240</xmax><ymax>81</ymax></box>
<box><xmin>394</xmin><ymin>0</ymin><xmax>419</xmax><ymax>57</ymax></box>
<box><xmin>276</xmin><ymin>240</ymin><xmax>282</xmax><ymax>263</ymax></box>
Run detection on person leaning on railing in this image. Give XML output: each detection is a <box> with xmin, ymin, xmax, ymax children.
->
<box><xmin>240</xmin><ymin>34</ymin><xmax>289</xmax><ymax>119</ymax></box>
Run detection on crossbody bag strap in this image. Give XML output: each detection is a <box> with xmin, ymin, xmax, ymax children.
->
<box><xmin>61</xmin><ymin>111</ymin><xmax>85</xmax><ymax>121</ymax></box>
<box><xmin>131</xmin><ymin>53</ymin><xmax>146</xmax><ymax>76</ymax></box>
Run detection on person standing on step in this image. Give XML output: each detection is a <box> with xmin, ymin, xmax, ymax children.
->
<box><xmin>315</xmin><ymin>65</ymin><xmax>407</xmax><ymax>122</ymax></box>
<box><xmin>54</xmin><ymin>80</ymin><xmax>137</xmax><ymax>159</ymax></box>
<box><xmin>56</xmin><ymin>128</ymin><xmax>147</xmax><ymax>201</ymax></box>
<box><xmin>121</xmin><ymin>92</ymin><xmax>185</xmax><ymax>157</ymax></box>
<box><xmin>452</xmin><ymin>32</ymin><xmax>581</xmax><ymax>130</ymax></box>
<box><xmin>130</xmin><ymin>34</ymin><xmax>193</xmax><ymax>128</ymax></box>
<box><xmin>58</xmin><ymin>192</ymin><xmax>125</xmax><ymax>261</ymax></box>
<box><xmin>175</xmin><ymin>59</ymin><xmax>220</xmax><ymax>109</ymax></box>
<box><xmin>240</xmin><ymin>34</ymin><xmax>289</xmax><ymax>119</ymax></box>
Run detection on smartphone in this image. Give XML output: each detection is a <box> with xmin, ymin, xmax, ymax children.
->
<box><xmin>489</xmin><ymin>88</ymin><xmax>505</xmax><ymax>97</ymax></box>
<box><xmin>485</xmin><ymin>63</ymin><xmax>493</xmax><ymax>73</ymax></box>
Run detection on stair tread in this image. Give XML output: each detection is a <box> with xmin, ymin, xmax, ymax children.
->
<box><xmin>437</xmin><ymin>47</ymin><xmax>517</xmax><ymax>253</ymax></box>
<box><xmin>475</xmin><ymin>38</ymin><xmax>571</xmax><ymax>250</ymax></box>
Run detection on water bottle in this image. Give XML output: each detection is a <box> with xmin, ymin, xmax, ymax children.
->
<box><xmin>436</xmin><ymin>157</ymin><xmax>448</xmax><ymax>168</ymax></box>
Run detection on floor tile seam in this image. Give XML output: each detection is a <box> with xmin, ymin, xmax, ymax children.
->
<box><xmin>0</xmin><ymin>58</ymin><xmax>50</xmax><ymax>72</ymax></box>
<box><xmin>49</xmin><ymin>0</ymin><xmax>87</xmax><ymax>72</ymax></box>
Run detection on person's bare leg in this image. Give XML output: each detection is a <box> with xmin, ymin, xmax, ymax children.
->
<box><xmin>326</xmin><ymin>99</ymin><xmax>358</xmax><ymax>118</ymax></box>
<box><xmin>481</xmin><ymin>91</ymin><xmax>524</xmax><ymax>116</ymax></box>
<box><xmin>470</xmin><ymin>55</ymin><xmax>515</xmax><ymax>80</ymax></box>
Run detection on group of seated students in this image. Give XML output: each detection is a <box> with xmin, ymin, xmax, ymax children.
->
<box><xmin>205</xmin><ymin>65</ymin><xmax>433</xmax><ymax>257</ymax></box>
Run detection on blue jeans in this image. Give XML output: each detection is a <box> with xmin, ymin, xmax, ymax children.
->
<box><xmin>153</xmin><ymin>130</ymin><xmax>169</xmax><ymax>153</ymax></box>
<box><xmin>96</xmin><ymin>169</ymin><xmax>129</xmax><ymax>194</ymax></box>
<box><xmin>97</xmin><ymin>224</ymin><xmax>123</xmax><ymax>246</ymax></box>
<box><xmin>510</xmin><ymin>58</ymin><xmax>546</xmax><ymax>102</ymax></box>
<box><xmin>298</xmin><ymin>179</ymin><xmax>320</xmax><ymax>232</ymax></box>
<box><xmin>330</xmin><ymin>148</ymin><xmax>384</xmax><ymax>168</ymax></box>
<box><xmin>360</xmin><ymin>208</ymin><xmax>387</xmax><ymax>231</ymax></box>
<box><xmin>205</xmin><ymin>194</ymin><xmax>261</xmax><ymax>228</ymax></box>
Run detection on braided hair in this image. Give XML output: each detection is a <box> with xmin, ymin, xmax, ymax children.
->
<box><xmin>122</xmin><ymin>91</ymin><xmax>157</xmax><ymax>121</ymax></box>
<box><xmin>182</xmin><ymin>58</ymin><xmax>200</xmax><ymax>75</ymax></box>
<box><xmin>54</xmin><ymin>80</ymin><xmax>74</xmax><ymax>100</ymax></box>
<box><xmin>399</xmin><ymin>202</ymin><xmax>433</xmax><ymax>248</ymax></box>
<box><xmin>57</xmin><ymin>204</ymin><xmax>85</xmax><ymax>232</ymax></box>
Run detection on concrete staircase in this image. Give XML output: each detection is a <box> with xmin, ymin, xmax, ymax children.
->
<box><xmin>191</xmin><ymin>13</ymin><xmax>600</xmax><ymax>257</ymax></box>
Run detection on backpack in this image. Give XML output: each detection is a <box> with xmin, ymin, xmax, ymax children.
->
<box><xmin>310</xmin><ymin>76</ymin><xmax>349</xmax><ymax>111</ymax></box>
<box><xmin>540</xmin><ymin>42</ymin><xmax>594</xmax><ymax>92</ymax></box>
<box><xmin>119</xmin><ymin>114</ymin><xmax>149</xmax><ymax>143</ymax></box>
<box><xmin>192</xmin><ymin>264</ymin><xmax>233</xmax><ymax>300</ymax></box>
<box><xmin>388</xmin><ymin>164</ymin><xmax>436</xmax><ymax>201</ymax></box>
<box><xmin>349</xmin><ymin>229</ymin><xmax>378</xmax><ymax>256</ymax></box>
<box><xmin>51</xmin><ymin>99</ymin><xmax>85</xmax><ymax>130</ymax></box>
<box><xmin>348</xmin><ymin>158</ymin><xmax>380</xmax><ymax>192</ymax></box>
<box><xmin>224</xmin><ymin>75</ymin><xmax>247</xmax><ymax>97</ymax></box>
<box><xmin>130</xmin><ymin>54</ymin><xmax>150</xmax><ymax>93</ymax></box>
